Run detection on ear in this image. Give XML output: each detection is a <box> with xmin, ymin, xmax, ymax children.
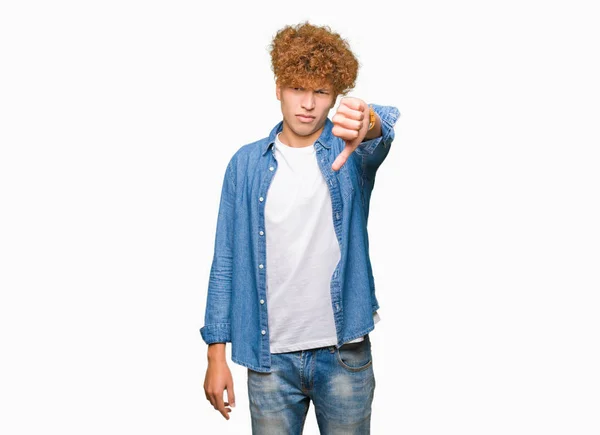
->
<box><xmin>276</xmin><ymin>84</ymin><xmax>281</xmax><ymax>101</ymax></box>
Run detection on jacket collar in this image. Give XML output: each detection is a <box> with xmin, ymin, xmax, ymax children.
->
<box><xmin>261</xmin><ymin>118</ymin><xmax>334</xmax><ymax>156</ymax></box>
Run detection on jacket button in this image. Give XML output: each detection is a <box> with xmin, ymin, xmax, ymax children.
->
<box><xmin>260</xmin><ymin>299</ymin><xmax>265</xmax><ymax>304</ymax></box>
<box><xmin>259</xmin><ymin>231</ymin><xmax>264</xmax><ymax>236</ymax></box>
<box><xmin>259</xmin><ymin>197</ymin><xmax>264</xmax><ymax>202</ymax></box>
<box><xmin>261</xmin><ymin>330</ymin><xmax>266</xmax><ymax>335</ymax></box>
<box><xmin>269</xmin><ymin>166</ymin><xmax>274</xmax><ymax>171</ymax></box>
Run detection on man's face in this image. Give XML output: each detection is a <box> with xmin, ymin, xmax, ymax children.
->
<box><xmin>276</xmin><ymin>83</ymin><xmax>336</xmax><ymax>143</ymax></box>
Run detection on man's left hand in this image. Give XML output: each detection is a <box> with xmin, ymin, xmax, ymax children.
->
<box><xmin>331</xmin><ymin>97</ymin><xmax>369</xmax><ymax>171</ymax></box>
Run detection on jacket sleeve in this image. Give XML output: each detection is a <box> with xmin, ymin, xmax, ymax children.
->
<box><xmin>354</xmin><ymin>104</ymin><xmax>401</xmax><ymax>220</ymax></box>
<box><xmin>356</xmin><ymin>104</ymin><xmax>400</xmax><ymax>176</ymax></box>
<box><xmin>200</xmin><ymin>160</ymin><xmax>236</xmax><ymax>344</ymax></box>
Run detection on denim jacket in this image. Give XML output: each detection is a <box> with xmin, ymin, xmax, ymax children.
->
<box><xmin>200</xmin><ymin>104</ymin><xmax>400</xmax><ymax>372</ymax></box>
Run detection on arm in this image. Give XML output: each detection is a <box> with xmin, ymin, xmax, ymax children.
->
<box><xmin>356</xmin><ymin>104</ymin><xmax>400</xmax><ymax>220</ymax></box>
<box><xmin>331</xmin><ymin>100</ymin><xmax>400</xmax><ymax>221</ymax></box>
<box><xmin>331</xmin><ymin>99</ymin><xmax>400</xmax><ymax>172</ymax></box>
<box><xmin>201</xmin><ymin>160</ymin><xmax>236</xmax><ymax>344</ymax></box>
<box><xmin>363</xmin><ymin>105</ymin><xmax>383</xmax><ymax>141</ymax></box>
<box><xmin>204</xmin><ymin>343</ymin><xmax>235</xmax><ymax>420</ymax></box>
<box><xmin>356</xmin><ymin>104</ymin><xmax>401</xmax><ymax>175</ymax></box>
<box><xmin>200</xmin><ymin>160</ymin><xmax>236</xmax><ymax>420</ymax></box>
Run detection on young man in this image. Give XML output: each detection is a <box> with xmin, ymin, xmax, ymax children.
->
<box><xmin>200</xmin><ymin>22</ymin><xmax>400</xmax><ymax>434</ymax></box>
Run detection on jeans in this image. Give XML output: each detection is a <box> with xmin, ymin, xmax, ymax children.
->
<box><xmin>247</xmin><ymin>335</ymin><xmax>375</xmax><ymax>434</ymax></box>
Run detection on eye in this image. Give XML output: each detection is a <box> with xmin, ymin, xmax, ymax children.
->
<box><xmin>292</xmin><ymin>87</ymin><xmax>304</xmax><ymax>91</ymax></box>
<box><xmin>316</xmin><ymin>90</ymin><xmax>329</xmax><ymax>95</ymax></box>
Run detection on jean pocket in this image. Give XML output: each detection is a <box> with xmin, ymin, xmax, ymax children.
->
<box><xmin>336</xmin><ymin>335</ymin><xmax>373</xmax><ymax>372</ymax></box>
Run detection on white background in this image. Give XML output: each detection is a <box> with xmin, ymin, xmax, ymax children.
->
<box><xmin>1</xmin><ymin>0</ymin><xmax>599</xmax><ymax>434</ymax></box>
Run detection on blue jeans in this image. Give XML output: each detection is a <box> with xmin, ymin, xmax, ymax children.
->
<box><xmin>247</xmin><ymin>335</ymin><xmax>375</xmax><ymax>434</ymax></box>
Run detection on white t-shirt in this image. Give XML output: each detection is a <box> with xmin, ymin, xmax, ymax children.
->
<box><xmin>265</xmin><ymin>133</ymin><xmax>378</xmax><ymax>353</ymax></box>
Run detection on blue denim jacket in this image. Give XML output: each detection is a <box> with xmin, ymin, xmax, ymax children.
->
<box><xmin>200</xmin><ymin>104</ymin><xmax>400</xmax><ymax>372</ymax></box>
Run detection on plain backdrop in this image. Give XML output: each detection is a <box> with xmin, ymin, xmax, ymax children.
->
<box><xmin>1</xmin><ymin>0</ymin><xmax>599</xmax><ymax>434</ymax></box>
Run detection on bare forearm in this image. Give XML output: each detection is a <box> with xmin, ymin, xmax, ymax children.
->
<box><xmin>208</xmin><ymin>343</ymin><xmax>227</xmax><ymax>363</ymax></box>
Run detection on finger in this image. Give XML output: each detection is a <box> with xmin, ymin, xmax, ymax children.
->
<box><xmin>213</xmin><ymin>395</ymin><xmax>230</xmax><ymax>420</ymax></box>
<box><xmin>219</xmin><ymin>409</ymin><xmax>231</xmax><ymax>420</ymax></box>
<box><xmin>336</xmin><ymin>103</ymin><xmax>365</xmax><ymax>121</ymax></box>
<box><xmin>208</xmin><ymin>392</ymin><xmax>218</xmax><ymax>409</ymax></box>
<box><xmin>332</xmin><ymin>124</ymin><xmax>360</xmax><ymax>141</ymax></box>
<box><xmin>331</xmin><ymin>148</ymin><xmax>352</xmax><ymax>171</ymax></box>
<box><xmin>226</xmin><ymin>380</ymin><xmax>236</xmax><ymax>408</ymax></box>
<box><xmin>223</xmin><ymin>402</ymin><xmax>234</xmax><ymax>414</ymax></box>
<box><xmin>208</xmin><ymin>392</ymin><xmax>221</xmax><ymax>410</ymax></box>
<box><xmin>220</xmin><ymin>406</ymin><xmax>232</xmax><ymax>420</ymax></box>
<box><xmin>341</xmin><ymin>97</ymin><xmax>366</xmax><ymax>113</ymax></box>
<box><xmin>331</xmin><ymin>113</ymin><xmax>362</xmax><ymax>131</ymax></box>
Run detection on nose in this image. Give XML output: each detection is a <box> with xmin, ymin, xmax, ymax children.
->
<box><xmin>300</xmin><ymin>90</ymin><xmax>315</xmax><ymax>111</ymax></box>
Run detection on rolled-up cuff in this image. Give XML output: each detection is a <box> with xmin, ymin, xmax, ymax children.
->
<box><xmin>200</xmin><ymin>323</ymin><xmax>231</xmax><ymax>344</ymax></box>
<box><xmin>359</xmin><ymin>105</ymin><xmax>400</xmax><ymax>154</ymax></box>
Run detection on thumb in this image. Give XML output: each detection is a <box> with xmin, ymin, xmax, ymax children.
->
<box><xmin>331</xmin><ymin>142</ymin><xmax>353</xmax><ymax>172</ymax></box>
<box><xmin>226</xmin><ymin>379</ymin><xmax>236</xmax><ymax>407</ymax></box>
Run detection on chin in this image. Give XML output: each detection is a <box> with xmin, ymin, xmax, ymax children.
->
<box><xmin>296</xmin><ymin>127</ymin><xmax>318</xmax><ymax>137</ymax></box>
<box><xmin>288</xmin><ymin>123</ymin><xmax>312</xmax><ymax>134</ymax></box>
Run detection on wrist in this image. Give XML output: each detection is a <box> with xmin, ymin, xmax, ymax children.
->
<box><xmin>367</xmin><ymin>104</ymin><xmax>376</xmax><ymax>131</ymax></box>
<box><xmin>363</xmin><ymin>107</ymin><xmax>382</xmax><ymax>141</ymax></box>
<box><xmin>207</xmin><ymin>343</ymin><xmax>226</xmax><ymax>362</ymax></box>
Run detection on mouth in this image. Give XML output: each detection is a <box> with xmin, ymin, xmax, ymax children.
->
<box><xmin>296</xmin><ymin>114</ymin><xmax>315</xmax><ymax>123</ymax></box>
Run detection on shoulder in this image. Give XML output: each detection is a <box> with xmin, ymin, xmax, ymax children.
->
<box><xmin>230</xmin><ymin>121</ymin><xmax>281</xmax><ymax>165</ymax></box>
<box><xmin>229</xmin><ymin>136</ymin><xmax>270</xmax><ymax>166</ymax></box>
<box><xmin>222</xmin><ymin>121</ymin><xmax>282</xmax><ymax>181</ymax></box>
<box><xmin>221</xmin><ymin>135</ymin><xmax>273</xmax><ymax>188</ymax></box>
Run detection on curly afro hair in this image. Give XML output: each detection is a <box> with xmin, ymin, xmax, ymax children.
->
<box><xmin>269</xmin><ymin>22</ymin><xmax>359</xmax><ymax>96</ymax></box>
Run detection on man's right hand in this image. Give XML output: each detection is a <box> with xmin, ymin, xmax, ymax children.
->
<box><xmin>204</xmin><ymin>343</ymin><xmax>235</xmax><ymax>420</ymax></box>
